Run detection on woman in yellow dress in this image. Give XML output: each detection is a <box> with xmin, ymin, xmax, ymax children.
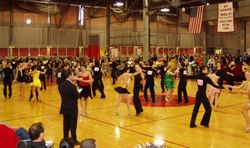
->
<box><xmin>29</xmin><ymin>66</ymin><xmax>46</xmax><ymax>102</ymax></box>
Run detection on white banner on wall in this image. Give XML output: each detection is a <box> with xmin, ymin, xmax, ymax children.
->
<box><xmin>217</xmin><ymin>2</ymin><xmax>234</xmax><ymax>32</ymax></box>
<box><xmin>111</xmin><ymin>48</ymin><xmax>119</xmax><ymax>57</ymax></box>
<box><xmin>135</xmin><ymin>47</ymin><xmax>142</xmax><ymax>56</ymax></box>
<box><xmin>247</xmin><ymin>49</ymin><xmax>250</xmax><ymax>55</ymax></box>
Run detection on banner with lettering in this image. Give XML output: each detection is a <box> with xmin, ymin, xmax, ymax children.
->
<box><xmin>217</xmin><ymin>2</ymin><xmax>234</xmax><ymax>32</ymax></box>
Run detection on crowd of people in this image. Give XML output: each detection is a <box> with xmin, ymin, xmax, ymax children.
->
<box><xmin>0</xmin><ymin>122</ymin><xmax>96</xmax><ymax>148</ymax></box>
<box><xmin>1</xmin><ymin>52</ymin><xmax>250</xmax><ymax>147</ymax></box>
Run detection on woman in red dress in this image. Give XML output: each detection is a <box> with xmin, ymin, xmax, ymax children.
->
<box><xmin>78</xmin><ymin>65</ymin><xmax>93</xmax><ymax>116</ymax></box>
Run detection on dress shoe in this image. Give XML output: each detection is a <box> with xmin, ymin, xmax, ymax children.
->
<box><xmin>201</xmin><ymin>123</ymin><xmax>209</xmax><ymax>128</ymax></box>
<box><xmin>190</xmin><ymin>124</ymin><xmax>197</xmax><ymax>128</ymax></box>
<box><xmin>73</xmin><ymin>140</ymin><xmax>80</xmax><ymax>145</ymax></box>
<box><xmin>135</xmin><ymin>112</ymin><xmax>141</xmax><ymax>116</ymax></box>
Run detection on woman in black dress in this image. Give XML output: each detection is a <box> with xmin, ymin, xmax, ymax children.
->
<box><xmin>114</xmin><ymin>68</ymin><xmax>131</xmax><ymax>115</ymax></box>
<box><xmin>114</xmin><ymin>67</ymin><xmax>141</xmax><ymax>115</ymax></box>
<box><xmin>78</xmin><ymin>65</ymin><xmax>93</xmax><ymax>116</ymax></box>
<box><xmin>14</xmin><ymin>63</ymin><xmax>27</xmax><ymax>97</ymax></box>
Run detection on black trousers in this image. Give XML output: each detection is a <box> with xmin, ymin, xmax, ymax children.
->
<box><xmin>177</xmin><ymin>80</ymin><xmax>188</xmax><ymax>103</ymax></box>
<box><xmin>140</xmin><ymin>84</ymin><xmax>143</xmax><ymax>92</ymax></box>
<box><xmin>224</xmin><ymin>74</ymin><xmax>234</xmax><ymax>91</ymax></box>
<box><xmin>40</xmin><ymin>77</ymin><xmax>46</xmax><ymax>90</ymax></box>
<box><xmin>160</xmin><ymin>77</ymin><xmax>165</xmax><ymax>92</ymax></box>
<box><xmin>63</xmin><ymin>114</ymin><xmax>78</xmax><ymax>141</ymax></box>
<box><xmin>208</xmin><ymin>64</ymin><xmax>214</xmax><ymax>71</ymax></box>
<box><xmin>111</xmin><ymin>71</ymin><xmax>117</xmax><ymax>84</ymax></box>
<box><xmin>190</xmin><ymin>93</ymin><xmax>212</xmax><ymax>126</ymax></box>
<box><xmin>57</xmin><ymin>83</ymin><xmax>61</xmax><ymax>92</ymax></box>
<box><xmin>100</xmin><ymin>79</ymin><xmax>104</xmax><ymax>89</ymax></box>
<box><xmin>92</xmin><ymin>79</ymin><xmax>105</xmax><ymax>97</ymax></box>
<box><xmin>144</xmin><ymin>80</ymin><xmax>155</xmax><ymax>102</ymax></box>
<box><xmin>3</xmin><ymin>82</ymin><xmax>12</xmax><ymax>98</ymax></box>
<box><xmin>133</xmin><ymin>89</ymin><xmax>143</xmax><ymax>114</ymax></box>
<box><xmin>47</xmin><ymin>73</ymin><xmax>53</xmax><ymax>82</ymax></box>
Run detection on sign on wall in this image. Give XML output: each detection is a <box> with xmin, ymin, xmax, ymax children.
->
<box><xmin>217</xmin><ymin>2</ymin><xmax>234</xmax><ymax>32</ymax></box>
<box><xmin>111</xmin><ymin>48</ymin><xmax>119</xmax><ymax>57</ymax></box>
<box><xmin>247</xmin><ymin>48</ymin><xmax>250</xmax><ymax>55</ymax></box>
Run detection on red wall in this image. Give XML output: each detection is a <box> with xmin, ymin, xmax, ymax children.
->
<box><xmin>30</xmin><ymin>48</ymin><xmax>38</xmax><ymax>56</ymax></box>
<box><xmin>58</xmin><ymin>48</ymin><xmax>66</xmax><ymax>56</ymax></box>
<box><xmin>50</xmin><ymin>48</ymin><xmax>57</xmax><ymax>56</ymax></box>
<box><xmin>128</xmin><ymin>47</ymin><xmax>133</xmax><ymax>55</ymax></box>
<box><xmin>40</xmin><ymin>48</ymin><xmax>47</xmax><ymax>56</ymax></box>
<box><xmin>67</xmin><ymin>48</ymin><xmax>75</xmax><ymax>56</ymax></box>
<box><xmin>0</xmin><ymin>48</ymin><xmax>8</xmax><ymax>57</ymax></box>
<box><xmin>88</xmin><ymin>45</ymin><xmax>100</xmax><ymax>60</ymax></box>
<box><xmin>120</xmin><ymin>47</ymin><xmax>127</xmax><ymax>55</ymax></box>
<box><xmin>13</xmin><ymin>48</ymin><xmax>18</xmax><ymax>57</ymax></box>
<box><xmin>75</xmin><ymin>48</ymin><xmax>79</xmax><ymax>56</ymax></box>
<box><xmin>20</xmin><ymin>48</ymin><xmax>28</xmax><ymax>57</ymax></box>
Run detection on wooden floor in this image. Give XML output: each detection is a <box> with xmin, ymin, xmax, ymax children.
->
<box><xmin>1</xmin><ymin>77</ymin><xmax>250</xmax><ymax>148</ymax></box>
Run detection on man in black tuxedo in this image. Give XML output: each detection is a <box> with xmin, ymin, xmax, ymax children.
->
<box><xmin>0</xmin><ymin>62</ymin><xmax>14</xmax><ymax>98</ymax></box>
<box><xmin>57</xmin><ymin>63</ymin><xmax>70</xmax><ymax>90</ymax></box>
<box><xmin>59</xmin><ymin>71</ymin><xmax>80</xmax><ymax>145</ymax></box>
<box><xmin>92</xmin><ymin>61</ymin><xmax>106</xmax><ymax>98</ymax></box>
<box><xmin>142</xmin><ymin>59</ymin><xmax>157</xmax><ymax>103</ymax></box>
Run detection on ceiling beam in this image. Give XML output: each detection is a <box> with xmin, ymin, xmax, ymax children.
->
<box><xmin>16</xmin><ymin>0</ymin><xmax>107</xmax><ymax>9</ymax></box>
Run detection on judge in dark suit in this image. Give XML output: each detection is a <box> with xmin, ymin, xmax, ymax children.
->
<box><xmin>59</xmin><ymin>71</ymin><xmax>80</xmax><ymax>145</ymax></box>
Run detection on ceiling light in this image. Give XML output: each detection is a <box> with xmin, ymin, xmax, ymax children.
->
<box><xmin>25</xmin><ymin>19</ymin><xmax>32</xmax><ymax>25</ymax></box>
<box><xmin>113</xmin><ymin>2</ymin><xmax>124</xmax><ymax>7</ymax></box>
<box><xmin>181</xmin><ymin>7</ymin><xmax>185</xmax><ymax>12</ymax></box>
<box><xmin>160</xmin><ymin>8</ymin><xmax>170</xmax><ymax>12</ymax></box>
<box><xmin>206</xmin><ymin>2</ymin><xmax>210</xmax><ymax>6</ymax></box>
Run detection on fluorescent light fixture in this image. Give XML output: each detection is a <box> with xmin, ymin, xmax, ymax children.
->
<box><xmin>160</xmin><ymin>8</ymin><xmax>170</xmax><ymax>12</ymax></box>
<box><xmin>78</xmin><ymin>6</ymin><xmax>84</xmax><ymax>26</ymax></box>
<box><xmin>25</xmin><ymin>19</ymin><xmax>32</xmax><ymax>25</ymax></box>
<box><xmin>113</xmin><ymin>2</ymin><xmax>124</xmax><ymax>7</ymax></box>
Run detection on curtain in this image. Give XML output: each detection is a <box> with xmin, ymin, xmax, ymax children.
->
<box><xmin>12</xmin><ymin>27</ymin><xmax>47</xmax><ymax>47</ymax></box>
<box><xmin>50</xmin><ymin>28</ymin><xmax>79</xmax><ymax>47</ymax></box>
<box><xmin>0</xmin><ymin>26</ymin><xmax>9</xmax><ymax>47</ymax></box>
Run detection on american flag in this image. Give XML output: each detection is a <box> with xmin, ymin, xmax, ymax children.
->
<box><xmin>188</xmin><ymin>5</ymin><xmax>204</xmax><ymax>34</ymax></box>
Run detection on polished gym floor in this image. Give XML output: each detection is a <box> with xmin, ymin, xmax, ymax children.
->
<box><xmin>0</xmin><ymin>77</ymin><xmax>250</xmax><ymax>148</ymax></box>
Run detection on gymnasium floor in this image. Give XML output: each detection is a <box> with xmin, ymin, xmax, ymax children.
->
<box><xmin>0</xmin><ymin>78</ymin><xmax>250</xmax><ymax>148</ymax></box>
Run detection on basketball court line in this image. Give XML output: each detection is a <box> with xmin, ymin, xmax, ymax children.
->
<box><xmin>40</xmin><ymin>101</ymin><xmax>117</xmax><ymax>111</ymax></box>
<box><xmin>10</xmin><ymin>92</ymin><xmax>117</xmax><ymax>111</ymax></box>
<box><xmin>122</xmin><ymin>128</ymin><xmax>190</xmax><ymax>148</ymax></box>
<box><xmin>123</xmin><ymin>102</ymin><xmax>245</xmax><ymax>127</ymax></box>
<box><xmin>10</xmin><ymin>92</ymin><xmax>246</xmax><ymax>129</ymax></box>
<box><xmin>219</xmin><ymin>102</ymin><xmax>245</xmax><ymax>108</ymax></box>
<box><xmin>4</xmin><ymin>92</ymin><xmax>245</xmax><ymax>147</ymax></box>
<box><xmin>8</xmin><ymin>93</ymin><xmax>189</xmax><ymax>147</ymax></box>
<box><xmin>0</xmin><ymin>98</ymin><xmax>190</xmax><ymax>147</ymax></box>
<box><xmin>86</xmin><ymin>116</ymin><xmax>190</xmax><ymax>148</ymax></box>
<box><xmin>124</xmin><ymin>113</ymin><xmax>192</xmax><ymax>127</ymax></box>
<box><xmin>0</xmin><ymin>113</ymin><xmax>58</xmax><ymax>123</ymax></box>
